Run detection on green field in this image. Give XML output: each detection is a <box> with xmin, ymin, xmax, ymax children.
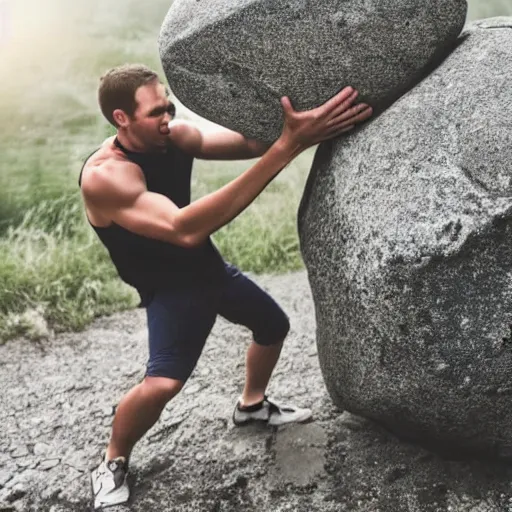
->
<box><xmin>0</xmin><ymin>0</ymin><xmax>510</xmax><ymax>341</ymax></box>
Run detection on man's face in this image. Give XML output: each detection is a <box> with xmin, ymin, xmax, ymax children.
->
<box><xmin>128</xmin><ymin>80</ymin><xmax>175</xmax><ymax>149</ymax></box>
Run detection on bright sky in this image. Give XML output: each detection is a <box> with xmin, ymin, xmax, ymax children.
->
<box><xmin>0</xmin><ymin>1</ymin><xmax>9</xmax><ymax>43</ymax></box>
<box><xmin>0</xmin><ymin>1</ymin><xmax>106</xmax><ymax>90</ymax></box>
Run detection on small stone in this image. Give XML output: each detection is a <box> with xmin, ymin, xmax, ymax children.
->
<box><xmin>184</xmin><ymin>383</ymin><xmax>202</xmax><ymax>395</ymax></box>
<box><xmin>169</xmin><ymin>416</ymin><xmax>186</xmax><ymax>427</ymax></box>
<box><xmin>40</xmin><ymin>487</ymin><xmax>62</xmax><ymax>500</ymax></box>
<box><xmin>63</xmin><ymin>450</ymin><xmax>88</xmax><ymax>472</ymax></box>
<box><xmin>15</xmin><ymin>459</ymin><xmax>33</xmax><ymax>469</ymax></box>
<box><xmin>100</xmin><ymin>406</ymin><xmax>114</xmax><ymax>417</ymax></box>
<box><xmin>161</xmin><ymin>409</ymin><xmax>186</xmax><ymax>426</ymax></box>
<box><xmin>10</xmin><ymin>447</ymin><xmax>28</xmax><ymax>459</ymax></box>
<box><xmin>38</xmin><ymin>459</ymin><xmax>60</xmax><ymax>471</ymax></box>
<box><xmin>197</xmin><ymin>367</ymin><xmax>211</xmax><ymax>377</ymax></box>
<box><xmin>33</xmin><ymin>443</ymin><xmax>50</xmax><ymax>456</ymax></box>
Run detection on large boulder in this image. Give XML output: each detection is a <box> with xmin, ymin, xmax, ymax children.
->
<box><xmin>159</xmin><ymin>0</ymin><xmax>467</xmax><ymax>143</ymax></box>
<box><xmin>298</xmin><ymin>18</ymin><xmax>512</xmax><ymax>458</ymax></box>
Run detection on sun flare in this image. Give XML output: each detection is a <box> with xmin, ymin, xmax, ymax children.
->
<box><xmin>0</xmin><ymin>0</ymin><xmax>10</xmax><ymax>43</ymax></box>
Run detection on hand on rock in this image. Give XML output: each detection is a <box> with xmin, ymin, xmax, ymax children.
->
<box><xmin>279</xmin><ymin>87</ymin><xmax>372</xmax><ymax>150</ymax></box>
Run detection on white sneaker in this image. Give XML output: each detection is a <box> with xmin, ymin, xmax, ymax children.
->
<box><xmin>90</xmin><ymin>456</ymin><xmax>129</xmax><ymax>510</ymax></box>
<box><xmin>232</xmin><ymin>396</ymin><xmax>312</xmax><ymax>426</ymax></box>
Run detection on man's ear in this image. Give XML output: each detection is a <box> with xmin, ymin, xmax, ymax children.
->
<box><xmin>113</xmin><ymin>109</ymin><xmax>130</xmax><ymax>128</ymax></box>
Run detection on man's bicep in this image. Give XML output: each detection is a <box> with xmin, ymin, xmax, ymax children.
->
<box><xmin>111</xmin><ymin>191</ymin><xmax>186</xmax><ymax>246</ymax></box>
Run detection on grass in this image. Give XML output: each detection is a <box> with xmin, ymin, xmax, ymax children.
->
<box><xmin>0</xmin><ymin>194</ymin><xmax>136</xmax><ymax>340</ymax></box>
<box><xmin>467</xmin><ymin>0</ymin><xmax>512</xmax><ymax>20</ymax></box>
<box><xmin>0</xmin><ymin>0</ymin><xmax>510</xmax><ymax>341</ymax></box>
<box><xmin>196</xmin><ymin>156</ymin><xmax>311</xmax><ymax>274</ymax></box>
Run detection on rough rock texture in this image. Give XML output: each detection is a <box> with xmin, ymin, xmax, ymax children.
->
<box><xmin>298</xmin><ymin>18</ymin><xmax>512</xmax><ymax>459</ymax></box>
<box><xmin>159</xmin><ymin>0</ymin><xmax>467</xmax><ymax>143</ymax></box>
<box><xmin>3</xmin><ymin>272</ymin><xmax>512</xmax><ymax>512</ymax></box>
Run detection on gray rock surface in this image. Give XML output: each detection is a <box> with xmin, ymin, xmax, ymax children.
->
<box><xmin>299</xmin><ymin>18</ymin><xmax>512</xmax><ymax>458</ymax></box>
<box><xmin>159</xmin><ymin>0</ymin><xmax>467</xmax><ymax>143</ymax></box>
<box><xmin>2</xmin><ymin>272</ymin><xmax>512</xmax><ymax>511</ymax></box>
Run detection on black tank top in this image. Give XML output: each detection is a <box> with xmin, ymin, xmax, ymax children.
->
<box><xmin>78</xmin><ymin>138</ymin><xmax>227</xmax><ymax>300</ymax></box>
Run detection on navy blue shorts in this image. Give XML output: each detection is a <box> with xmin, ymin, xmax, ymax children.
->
<box><xmin>144</xmin><ymin>263</ymin><xmax>290</xmax><ymax>382</ymax></box>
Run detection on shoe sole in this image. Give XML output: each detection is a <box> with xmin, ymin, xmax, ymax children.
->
<box><xmin>233</xmin><ymin>410</ymin><xmax>313</xmax><ymax>427</ymax></box>
<box><xmin>233</xmin><ymin>416</ymin><xmax>269</xmax><ymax>426</ymax></box>
<box><xmin>92</xmin><ymin>488</ymin><xmax>130</xmax><ymax>510</ymax></box>
<box><xmin>269</xmin><ymin>410</ymin><xmax>313</xmax><ymax>426</ymax></box>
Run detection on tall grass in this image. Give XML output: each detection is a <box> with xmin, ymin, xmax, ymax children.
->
<box><xmin>0</xmin><ymin>0</ymin><xmax>510</xmax><ymax>341</ymax></box>
<box><xmin>0</xmin><ymin>194</ymin><xmax>136</xmax><ymax>340</ymax></box>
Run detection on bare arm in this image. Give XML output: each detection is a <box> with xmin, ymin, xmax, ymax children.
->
<box><xmin>168</xmin><ymin>120</ymin><xmax>269</xmax><ymax>160</ymax></box>
<box><xmin>82</xmin><ymin>139</ymin><xmax>300</xmax><ymax>248</ymax></box>
<box><xmin>168</xmin><ymin>86</ymin><xmax>372</xmax><ymax>161</ymax></box>
<box><xmin>83</xmin><ymin>87</ymin><xmax>372</xmax><ymax>248</ymax></box>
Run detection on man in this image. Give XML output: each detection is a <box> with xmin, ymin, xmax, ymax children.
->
<box><xmin>79</xmin><ymin>63</ymin><xmax>372</xmax><ymax>509</ymax></box>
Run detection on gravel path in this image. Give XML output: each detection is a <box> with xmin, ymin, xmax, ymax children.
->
<box><xmin>1</xmin><ymin>271</ymin><xmax>512</xmax><ymax>512</ymax></box>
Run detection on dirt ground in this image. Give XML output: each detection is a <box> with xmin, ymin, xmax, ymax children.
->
<box><xmin>2</xmin><ymin>271</ymin><xmax>512</xmax><ymax>512</ymax></box>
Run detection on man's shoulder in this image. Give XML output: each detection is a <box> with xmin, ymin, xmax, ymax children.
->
<box><xmin>83</xmin><ymin>139</ymin><xmax>140</xmax><ymax>179</ymax></box>
<box><xmin>81</xmin><ymin>145</ymin><xmax>144</xmax><ymax>206</ymax></box>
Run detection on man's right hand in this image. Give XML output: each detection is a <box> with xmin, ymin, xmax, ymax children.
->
<box><xmin>279</xmin><ymin>87</ymin><xmax>372</xmax><ymax>151</ymax></box>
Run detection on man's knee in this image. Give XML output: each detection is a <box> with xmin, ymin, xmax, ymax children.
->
<box><xmin>277</xmin><ymin>314</ymin><xmax>291</xmax><ymax>342</ymax></box>
<box><xmin>255</xmin><ymin>313</ymin><xmax>290</xmax><ymax>346</ymax></box>
<box><xmin>143</xmin><ymin>376</ymin><xmax>184</xmax><ymax>403</ymax></box>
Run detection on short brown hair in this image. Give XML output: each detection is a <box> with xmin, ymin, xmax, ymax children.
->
<box><xmin>98</xmin><ymin>64</ymin><xmax>160</xmax><ymax>127</ymax></box>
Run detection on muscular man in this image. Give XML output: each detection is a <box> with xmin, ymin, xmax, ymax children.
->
<box><xmin>79</xmin><ymin>63</ymin><xmax>372</xmax><ymax>509</ymax></box>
